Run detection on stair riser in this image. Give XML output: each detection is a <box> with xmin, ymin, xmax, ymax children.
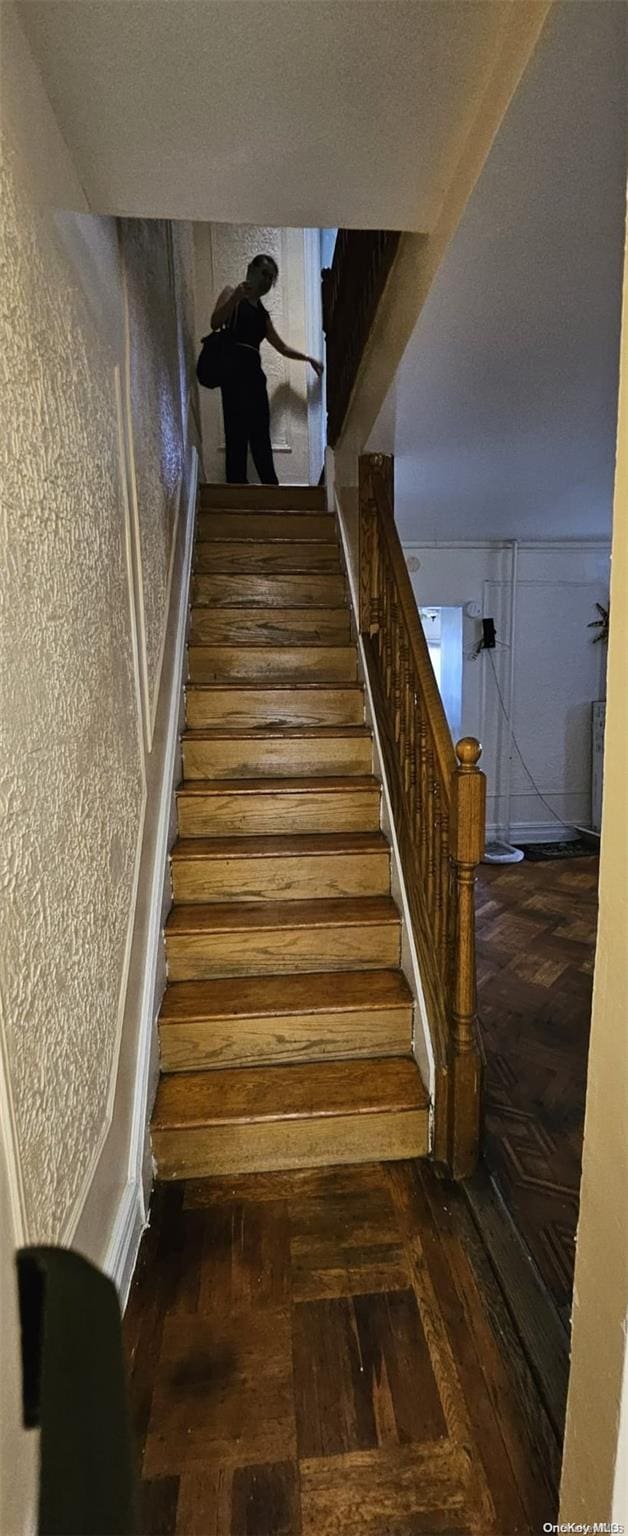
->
<box><xmin>187</xmin><ymin>646</ymin><xmax>358</xmax><ymax>684</ymax></box>
<box><xmin>171</xmin><ymin>850</ymin><xmax>390</xmax><ymax>904</ymax></box>
<box><xmin>159</xmin><ymin>1007</ymin><xmax>413</xmax><ymax>1072</ymax></box>
<box><xmin>197</xmin><ymin>512</ymin><xmax>336</xmax><ymax>543</ymax></box>
<box><xmin>191</xmin><ymin>574</ymin><xmax>347</xmax><ymax>608</ymax></box>
<box><xmin>166</xmin><ymin>923</ymin><xmax>400</xmax><ymax>981</ymax></box>
<box><xmin>194</xmin><ymin>542</ymin><xmax>341</xmax><ymax>575</ymax></box>
<box><xmin>186</xmin><ymin>688</ymin><xmax>364</xmax><ymax>730</ymax></box>
<box><xmin>177</xmin><ymin>788</ymin><xmax>380</xmax><ymax>838</ymax></box>
<box><xmin>189</xmin><ymin>609</ymin><xmax>351</xmax><ymax>645</ymax></box>
<box><xmin>182</xmin><ymin>737</ymin><xmax>373</xmax><ymax>780</ymax></box>
<box><xmin>153</xmin><ymin>1109</ymin><xmax>428</xmax><ymax>1179</ymax></box>
<box><xmin>199</xmin><ymin>486</ymin><xmax>326</xmax><ymax>511</ymax></box>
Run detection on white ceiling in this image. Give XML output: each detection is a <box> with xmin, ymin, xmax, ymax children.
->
<box><xmin>17</xmin><ymin>0</ymin><xmax>520</xmax><ymax>228</ymax></box>
<box><xmin>382</xmin><ymin>1</ymin><xmax>627</xmax><ymax>541</ymax></box>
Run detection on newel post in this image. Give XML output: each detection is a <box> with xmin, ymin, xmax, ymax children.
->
<box><xmin>449</xmin><ymin>736</ymin><xmax>486</xmax><ymax>1178</ymax></box>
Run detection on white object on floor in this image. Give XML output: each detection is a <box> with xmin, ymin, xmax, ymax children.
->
<box><xmin>482</xmin><ymin>841</ymin><xmax>525</xmax><ymax>864</ymax></box>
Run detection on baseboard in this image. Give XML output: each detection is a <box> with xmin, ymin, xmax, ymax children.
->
<box><xmin>127</xmin><ymin>446</ymin><xmax>199</xmax><ymax>1216</ymax></box>
<box><xmin>487</xmin><ymin>821</ymin><xmax>578</xmax><ymax>844</ymax></box>
<box><xmin>464</xmin><ymin>1164</ymin><xmax>569</xmax><ymax>1443</ymax></box>
<box><xmin>103</xmin><ymin>1180</ymin><xmax>146</xmax><ymax>1308</ymax></box>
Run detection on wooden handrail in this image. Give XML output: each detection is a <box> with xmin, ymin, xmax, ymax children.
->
<box><xmin>358</xmin><ymin>453</ymin><xmax>485</xmax><ymax>1177</ymax></box>
<box><xmin>322</xmin><ymin>230</ymin><xmax>401</xmax><ymax>447</ymax></box>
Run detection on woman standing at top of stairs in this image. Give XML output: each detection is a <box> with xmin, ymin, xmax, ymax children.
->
<box><xmin>208</xmin><ymin>252</ymin><xmax>324</xmax><ymax>485</ymax></box>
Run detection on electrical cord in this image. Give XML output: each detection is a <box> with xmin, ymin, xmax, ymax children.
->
<box><xmin>486</xmin><ymin>649</ymin><xmax>566</xmax><ymax>827</ymax></box>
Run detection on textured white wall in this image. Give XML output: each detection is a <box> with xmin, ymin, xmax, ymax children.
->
<box><xmin>1</xmin><ymin>46</ymin><xmax>144</xmax><ymax>1248</ymax></box>
<box><xmin>0</xmin><ymin>18</ymin><xmax>197</xmax><ymax>1528</ymax></box>
<box><xmin>405</xmin><ymin>541</ymin><xmax>610</xmax><ymax>840</ymax></box>
<box><xmin>194</xmin><ymin>222</ymin><xmax>314</xmax><ymax>484</ymax></box>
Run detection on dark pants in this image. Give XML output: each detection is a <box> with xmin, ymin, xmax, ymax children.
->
<box><xmin>220</xmin><ymin>349</ymin><xmax>279</xmax><ymax>485</ymax></box>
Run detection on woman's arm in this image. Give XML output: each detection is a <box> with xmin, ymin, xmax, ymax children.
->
<box><xmin>266</xmin><ymin>317</ymin><xmax>324</xmax><ymax>377</ymax></box>
<box><xmin>211</xmin><ymin>282</ymin><xmax>253</xmax><ymax>330</ymax></box>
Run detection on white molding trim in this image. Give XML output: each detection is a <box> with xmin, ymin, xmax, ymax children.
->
<box><xmin>99</xmin><ymin>445</ymin><xmax>198</xmax><ymax>1302</ymax></box>
<box><xmin>303</xmin><ymin>227</ymin><xmax>325</xmax><ymax>486</ymax></box>
<box><xmin>120</xmin><ymin>249</ymin><xmax>152</xmax><ymax>750</ymax></box>
<box><xmin>102</xmin><ymin>1180</ymin><xmax>145</xmax><ymax>1309</ymax></box>
<box><xmin>0</xmin><ymin>1039</ymin><xmax>28</xmax><ymax>1247</ymax></box>
<box><xmin>129</xmin><ymin>445</ymin><xmax>198</xmax><ymax>1207</ymax></box>
<box><xmin>334</xmin><ymin>490</ymin><xmax>435</xmax><ymax>1121</ymax></box>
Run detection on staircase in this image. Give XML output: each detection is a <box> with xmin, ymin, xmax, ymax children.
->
<box><xmin>151</xmin><ymin>485</ymin><xmax>429</xmax><ymax>1179</ymax></box>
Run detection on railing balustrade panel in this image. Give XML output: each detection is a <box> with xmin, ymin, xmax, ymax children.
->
<box><xmin>357</xmin><ymin>454</ymin><xmax>485</xmax><ymax>1178</ymax></box>
<box><xmin>322</xmin><ymin>230</ymin><xmax>401</xmax><ymax>446</ymax></box>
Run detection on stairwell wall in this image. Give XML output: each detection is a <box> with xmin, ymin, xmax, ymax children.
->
<box><xmin>0</xmin><ymin>11</ymin><xmax>199</xmax><ymax>1527</ymax></box>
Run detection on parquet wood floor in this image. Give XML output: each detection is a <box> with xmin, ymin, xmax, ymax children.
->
<box><xmin>125</xmin><ymin>1161</ymin><xmax>560</xmax><ymax>1535</ymax></box>
<box><xmin>476</xmin><ymin>856</ymin><xmax>599</xmax><ymax>1326</ymax></box>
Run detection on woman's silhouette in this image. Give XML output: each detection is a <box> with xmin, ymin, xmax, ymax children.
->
<box><xmin>211</xmin><ymin>253</ymin><xmax>323</xmax><ymax>485</ymax></box>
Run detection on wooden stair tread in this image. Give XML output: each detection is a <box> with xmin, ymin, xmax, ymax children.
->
<box><xmin>182</xmin><ymin>726</ymin><xmax>370</xmax><ymax>740</ymax></box>
<box><xmin>188</xmin><ymin>642</ymin><xmax>356</xmax><ymax>652</ymax></box>
<box><xmin>166</xmin><ymin>894</ymin><xmax>399</xmax><ymax>935</ymax></box>
<box><xmin>171</xmin><ymin>831</ymin><xmax>388</xmax><ymax>861</ymax></box>
<box><xmin>186</xmin><ymin>682</ymin><xmax>362</xmax><ymax>693</ymax></box>
<box><xmin>160</xmin><ymin>969</ymin><xmax>413</xmax><ymax>1024</ymax></box>
<box><xmin>153</xmin><ymin>1056</ymin><xmax>427</xmax><ymax>1128</ymax></box>
<box><xmin>177</xmin><ymin>775</ymin><xmax>378</xmax><ymax>797</ymax></box>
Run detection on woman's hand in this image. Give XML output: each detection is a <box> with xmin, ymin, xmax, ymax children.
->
<box><xmin>309</xmin><ymin>358</ymin><xmax>324</xmax><ymax>379</ymax></box>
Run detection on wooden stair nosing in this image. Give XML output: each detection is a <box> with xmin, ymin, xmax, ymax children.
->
<box><xmin>165</xmin><ymin>894</ymin><xmax>400</xmax><ymax>936</ymax></box>
<box><xmin>171</xmin><ymin>831</ymin><xmax>389</xmax><ymax>861</ymax></box>
<box><xmin>185</xmin><ymin>682</ymin><xmax>365</xmax><ymax>710</ymax></box>
<box><xmin>153</xmin><ymin>1056</ymin><xmax>427</xmax><ymax>1129</ymax></box>
<box><xmin>177</xmin><ymin>774</ymin><xmax>379</xmax><ymax>799</ymax></box>
<box><xmin>182</xmin><ymin>726</ymin><xmax>371</xmax><ymax>741</ymax></box>
<box><xmin>159</xmin><ymin>968</ymin><xmax>413</xmax><ymax>1025</ymax></box>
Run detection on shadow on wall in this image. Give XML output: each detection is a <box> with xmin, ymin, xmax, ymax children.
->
<box><xmin>271</xmin><ymin>380</ymin><xmax>309</xmax><ymax>430</ymax></box>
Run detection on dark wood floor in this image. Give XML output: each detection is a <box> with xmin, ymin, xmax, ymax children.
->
<box><xmin>125</xmin><ymin>1160</ymin><xmax>560</xmax><ymax>1535</ymax></box>
<box><xmin>476</xmin><ymin>855</ymin><xmax>599</xmax><ymax>1326</ymax></box>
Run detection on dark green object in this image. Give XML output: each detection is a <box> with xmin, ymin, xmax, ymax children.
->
<box><xmin>16</xmin><ymin>1246</ymin><xmax>139</xmax><ymax>1536</ymax></box>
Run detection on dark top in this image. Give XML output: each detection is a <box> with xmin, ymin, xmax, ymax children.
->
<box><xmin>230</xmin><ymin>299</ymin><xmax>269</xmax><ymax>350</ymax></box>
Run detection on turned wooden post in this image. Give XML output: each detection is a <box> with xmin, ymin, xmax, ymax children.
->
<box><xmin>449</xmin><ymin>736</ymin><xmax>486</xmax><ymax>1178</ymax></box>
